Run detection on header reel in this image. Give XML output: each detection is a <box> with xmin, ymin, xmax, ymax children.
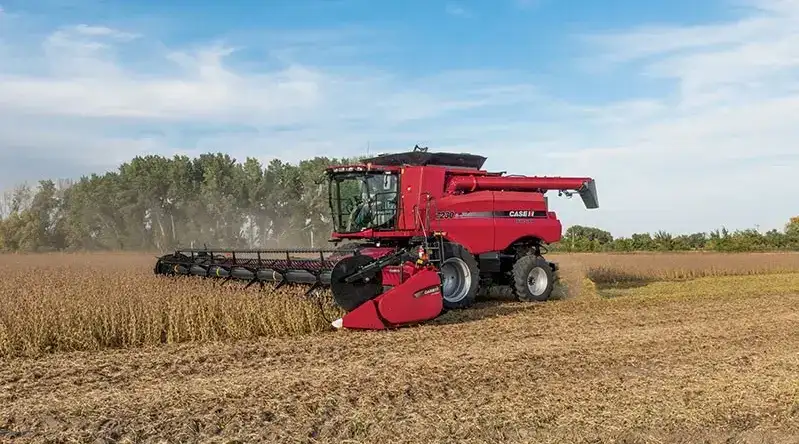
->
<box><xmin>154</xmin><ymin>244</ymin><xmax>445</xmax><ymax>330</ymax></box>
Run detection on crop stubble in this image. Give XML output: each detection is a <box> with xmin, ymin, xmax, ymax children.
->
<box><xmin>1</xmin><ymin>252</ymin><xmax>799</xmax><ymax>443</ymax></box>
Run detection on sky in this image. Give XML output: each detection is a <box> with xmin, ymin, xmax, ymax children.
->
<box><xmin>0</xmin><ymin>0</ymin><xmax>798</xmax><ymax>237</ymax></box>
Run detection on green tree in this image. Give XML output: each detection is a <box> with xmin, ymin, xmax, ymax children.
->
<box><xmin>630</xmin><ymin>233</ymin><xmax>654</xmax><ymax>250</ymax></box>
<box><xmin>561</xmin><ymin>225</ymin><xmax>613</xmax><ymax>251</ymax></box>
<box><xmin>653</xmin><ymin>230</ymin><xmax>674</xmax><ymax>251</ymax></box>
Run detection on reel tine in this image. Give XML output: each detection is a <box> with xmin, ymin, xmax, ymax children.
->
<box><xmin>243</xmin><ymin>277</ymin><xmax>259</xmax><ymax>290</ymax></box>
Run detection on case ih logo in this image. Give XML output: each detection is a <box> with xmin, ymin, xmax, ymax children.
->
<box><xmin>507</xmin><ymin>210</ymin><xmax>538</xmax><ymax>218</ymax></box>
<box><xmin>413</xmin><ymin>286</ymin><xmax>441</xmax><ymax>298</ymax></box>
<box><xmin>436</xmin><ymin>210</ymin><xmax>546</xmax><ymax>219</ymax></box>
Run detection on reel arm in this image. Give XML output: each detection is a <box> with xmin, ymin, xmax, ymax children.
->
<box><xmin>342</xmin><ymin>248</ymin><xmax>412</xmax><ymax>284</ymax></box>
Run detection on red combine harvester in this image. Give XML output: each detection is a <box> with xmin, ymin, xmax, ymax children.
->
<box><xmin>154</xmin><ymin>147</ymin><xmax>598</xmax><ymax>330</ymax></box>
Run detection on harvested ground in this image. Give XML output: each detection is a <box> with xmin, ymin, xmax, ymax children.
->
<box><xmin>1</xmin><ymin>253</ymin><xmax>799</xmax><ymax>443</ymax></box>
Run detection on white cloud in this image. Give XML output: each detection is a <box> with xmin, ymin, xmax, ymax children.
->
<box><xmin>547</xmin><ymin>0</ymin><xmax>799</xmax><ymax>234</ymax></box>
<box><xmin>1</xmin><ymin>1</ymin><xmax>798</xmax><ymax>237</ymax></box>
<box><xmin>0</xmin><ymin>15</ymin><xmax>559</xmax><ymax>196</ymax></box>
<box><xmin>0</xmin><ymin>24</ymin><xmax>323</xmax><ymax>121</ymax></box>
<box><xmin>445</xmin><ymin>3</ymin><xmax>470</xmax><ymax>17</ymax></box>
<box><xmin>71</xmin><ymin>24</ymin><xmax>137</xmax><ymax>38</ymax></box>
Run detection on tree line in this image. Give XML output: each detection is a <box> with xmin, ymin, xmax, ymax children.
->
<box><xmin>0</xmin><ymin>152</ymin><xmax>796</xmax><ymax>253</ymax></box>
<box><xmin>551</xmin><ymin>221</ymin><xmax>799</xmax><ymax>253</ymax></box>
<box><xmin>0</xmin><ymin>153</ymin><xmax>357</xmax><ymax>252</ymax></box>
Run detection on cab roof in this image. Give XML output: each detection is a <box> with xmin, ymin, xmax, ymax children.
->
<box><xmin>361</xmin><ymin>150</ymin><xmax>487</xmax><ymax>170</ymax></box>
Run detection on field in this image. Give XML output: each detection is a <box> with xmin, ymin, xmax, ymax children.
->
<box><xmin>1</xmin><ymin>252</ymin><xmax>799</xmax><ymax>443</ymax></box>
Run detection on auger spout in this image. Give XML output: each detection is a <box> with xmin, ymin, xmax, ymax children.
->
<box><xmin>445</xmin><ymin>175</ymin><xmax>599</xmax><ymax>209</ymax></box>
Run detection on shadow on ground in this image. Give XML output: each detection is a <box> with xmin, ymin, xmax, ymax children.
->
<box><xmin>589</xmin><ymin>278</ymin><xmax>657</xmax><ymax>299</ymax></box>
<box><xmin>426</xmin><ymin>300</ymin><xmax>534</xmax><ymax>327</ymax></box>
<box><xmin>423</xmin><ymin>283</ymin><xmax>574</xmax><ymax>327</ymax></box>
<box><xmin>594</xmin><ymin>279</ymin><xmax>655</xmax><ymax>290</ymax></box>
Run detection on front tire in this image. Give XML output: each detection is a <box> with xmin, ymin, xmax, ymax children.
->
<box><xmin>512</xmin><ymin>255</ymin><xmax>555</xmax><ymax>302</ymax></box>
<box><xmin>439</xmin><ymin>243</ymin><xmax>480</xmax><ymax>309</ymax></box>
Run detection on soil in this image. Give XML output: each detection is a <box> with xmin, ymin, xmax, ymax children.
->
<box><xmin>2</xmin><ymin>270</ymin><xmax>798</xmax><ymax>443</ymax></box>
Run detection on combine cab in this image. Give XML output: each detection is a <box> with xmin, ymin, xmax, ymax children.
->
<box><xmin>154</xmin><ymin>146</ymin><xmax>599</xmax><ymax>330</ymax></box>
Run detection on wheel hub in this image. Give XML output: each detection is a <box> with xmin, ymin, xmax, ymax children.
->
<box><xmin>440</xmin><ymin>257</ymin><xmax>471</xmax><ymax>303</ymax></box>
<box><xmin>527</xmin><ymin>267</ymin><xmax>549</xmax><ymax>296</ymax></box>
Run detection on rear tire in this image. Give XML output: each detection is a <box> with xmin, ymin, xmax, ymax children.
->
<box><xmin>512</xmin><ymin>255</ymin><xmax>555</xmax><ymax>302</ymax></box>
<box><xmin>439</xmin><ymin>243</ymin><xmax>480</xmax><ymax>309</ymax></box>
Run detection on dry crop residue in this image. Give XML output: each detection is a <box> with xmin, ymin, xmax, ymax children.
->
<box><xmin>1</xmin><ymin>252</ymin><xmax>798</xmax><ymax>443</ymax></box>
<box><xmin>0</xmin><ymin>253</ymin><xmax>343</xmax><ymax>357</ymax></box>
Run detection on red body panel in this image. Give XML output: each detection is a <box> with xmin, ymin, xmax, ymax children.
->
<box><xmin>381</xmin><ymin>262</ymin><xmax>417</xmax><ymax>286</ymax></box>
<box><xmin>430</xmin><ymin>190</ymin><xmax>495</xmax><ymax>254</ymax></box>
<box><xmin>492</xmin><ymin>191</ymin><xmax>562</xmax><ymax>245</ymax></box>
<box><xmin>494</xmin><ymin>214</ymin><xmax>562</xmax><ymax>246</ymax></box>
<box><xmin>398</xmin><ymin>166</ymin><xmax>447</xmax><ymax>231</ymax></box>
<box><xmin>338</xmin><ymin>266</ymin><xmax>443</xmax><ymax>330</ymax></box>
<box><xmin>353</xmin><ymin>246</ymin><xmax>396</xmax><ymax>259</ymax></box>
<box><xmin>377</xmin><ymin>268</ymin><xmax>443</xmax><ymax>324</ymax></box>
<box><xmin>340</xmin><ymin>301</ymin><xmax>387</xmax><ymax>330</ymax></box>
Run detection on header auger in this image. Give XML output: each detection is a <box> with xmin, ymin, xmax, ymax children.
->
<box><xmin>154</xmin><ymin>147</ymin><xmax>598</xmax><ymax>330</ymax></box>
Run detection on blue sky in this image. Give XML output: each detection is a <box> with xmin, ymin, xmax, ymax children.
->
<box><xmin>0</xmin><ymin>0</ymin><xmax>798</xmax><ymax>236</ymax></box>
